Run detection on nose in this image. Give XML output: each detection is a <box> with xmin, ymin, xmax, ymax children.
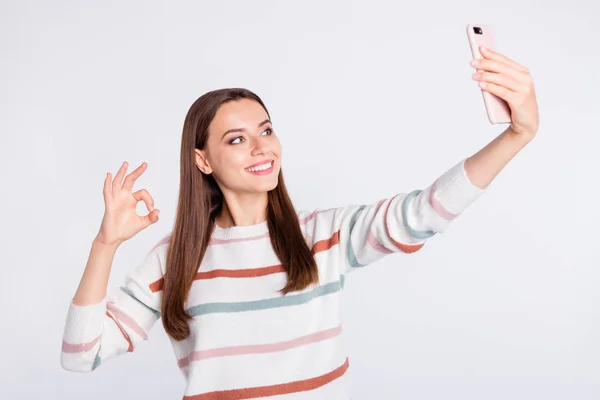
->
<box><xmin>250</xmin><ymin>135</ymin><xmax>271</xmax><ymax>157</ymax></box>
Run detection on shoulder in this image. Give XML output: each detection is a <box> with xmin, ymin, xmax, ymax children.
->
<box><xmin>296</xmin><ymin>203</ymin><xmax>366</xmax><ymax>230</ymax></box>
<box><xmin>146</xmin><ymin>233</ymin><xmax>171</xmax><ymax>258</ymax></box>
<box><xmin>133</xmin><ymin>232</ymin><xmax>171</xmax><ymax>278</ymax></box>
<box><xmin>296</xmin><ymin>207</ymin><xmax>342</xmax><ymax>240</ymax></box>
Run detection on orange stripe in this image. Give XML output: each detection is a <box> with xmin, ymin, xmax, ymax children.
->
<box><xmin>149</xmin><ymin>278</ymin><xmax>163</xmax><ymax>293</ymax></box>
<box><xmin>150</xmin><ymin>264</ymin><xmax>286</xmax><ymax>293</ymax></box>
<box><xmin>384</xmin><ymin>195</ymin><xmax>424</xmax><ymax>254</ymax></box>
<box><xmin>150</xmin><ymin>231</ymin><xmax>341</xmax><ymax>293</ymax></box>
<box><xmin>106</xmin><ymin>311</ymin><xmax>134</xmax><ymax>352</ymax></box>
<box><xmin>196</xmin><ymin>265</ymin><xmax>285</xmax><ymax>279</ymax></box>
<box><xmin>311</xmin><ymin>230</ymin><xmax>340</xmax><ymax>255</ymax></box>
<box><xmin>183</xmin><ymin>358</ymin><xmax>349</xmax><ymax>399</ymax></box>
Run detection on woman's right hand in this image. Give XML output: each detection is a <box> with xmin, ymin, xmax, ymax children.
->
<box><xmin>96</xmin><ymin>161</ymin><xmax>160</xmax><ymax>247</ymax></box>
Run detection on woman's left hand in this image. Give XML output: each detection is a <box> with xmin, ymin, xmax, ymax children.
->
<box><xmin>471</xmin><ymin>46</ymin><xmax>539</xmax><ymax>141</ymax></box>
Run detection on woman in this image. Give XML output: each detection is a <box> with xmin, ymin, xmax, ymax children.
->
<box><xmin>61</xmin><ymin>47</ymin><xmax>538</xmax><ymax>399</ymax></box>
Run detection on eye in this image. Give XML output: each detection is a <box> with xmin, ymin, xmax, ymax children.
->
<box><xmin>228</xmin><ymin>128</ymin><xmax>272</xmax><ymax>145</ymax></box>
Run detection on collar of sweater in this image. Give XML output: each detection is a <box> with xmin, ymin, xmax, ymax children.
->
<box><xmin>211</xmin><ymin>220</ymin><xmax>270</xmax><ymax>241</ymax></box>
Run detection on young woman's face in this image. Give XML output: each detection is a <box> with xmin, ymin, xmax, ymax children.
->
<box><xmin>195</xmin><ymin>99</ymin><xmax>282</xmax><ymax>194</ymax></box>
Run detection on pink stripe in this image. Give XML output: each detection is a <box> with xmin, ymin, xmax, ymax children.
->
<box><xmin>149</xmin><ymin>235</ymin><xmax>170</xmax><ymax>253</ymax></box>
<box><xmin>211</xmin><ymin>208</ymin><xmax>338</xmax><ymax>245</ymax></box>
<box><xmin>178</xmin><ymin>325</ymin><xmax>343</xmax><ymax>368</ymax></box>
<box><xmin>298</xmin><ymin>208</ymin><xmax>333</xmax><ymax>225</ymax></box>
<box><xmin>298</xmin><ymin>210</ymin><xmax>320</xmax><ymax>225</ymax></box>
<box><xmin>367</xmin><ymin>230</ymin><xmax>394</xmax><ymax>254</ymax></box>
<box><xmin>297</xmin><ymin>207</ymin><xmax>336</xmax><ymax>225</ymax></box>
<box><xmin>365</xmin><ymin>198</ymin><xmax>393</xmax><ymax>254</ymax></box>
<box><xmin>374</xmin><ymin>198</ymin><xmax>386</xmax><ymax>216</ymax></box>
<box><xmin>106</xmin><ymin>303</ymin><xmax>148</xmax><ymax>340</ymax></box>
<box><xmin>61</xmin><ymin>336</ymin><xmax>100</xmax><ymax>354</ymax></box>
<box><xmin>209</xmin><ymin>232</ymin><xmax>270</xmax><ymax>245</ymax></box>
<box><xmin>429</xmin><ymin>181</ymin><xmax>457</xmax><ymax>220</ymax></box>
<box><xmin>164</xmin><ymin>209</ymin><xmax>341</xmax><ymax>247</ymax></box>
<box><xmin>154</xmin><ymin>232</ymin><xmax>270</xmax><ymax>247</ymax></box>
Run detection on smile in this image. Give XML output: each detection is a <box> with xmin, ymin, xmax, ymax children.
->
<box><xmin>245</xmin><ymin>160</ymin><xmax>274</xmax><ymax>174</ymax></box>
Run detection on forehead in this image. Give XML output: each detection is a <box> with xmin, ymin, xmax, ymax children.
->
<box><xmin>210</xmin><ymin>99</ymin><xmax>269</xmax><ymax>132</ymax></box>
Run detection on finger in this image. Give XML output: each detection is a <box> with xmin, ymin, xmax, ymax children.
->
<box><xmin>473</xmin><ymin>71</ymin><xmax>526</xmax><ymax>93</ymax></box>
<box><xmin>123</xmin><ymin>162</ymin><xmax>148</xmax><ymax>191</ymax></box>
<box><xmin>112</xmin><ymin>161</ymin><xmax>129</xmax><ymax>190</ymax></box>
<box><xmin>480</xmin><ymin>46</ymin><xmax>529</xmax><ymax>73</ymax></box>
<box><xmin>103</xmin><ymin>172</ymin><xmax>112</xmax><ymax>205</ymax></box>
<box><xmin>471</xmin><ymin>58</ymin><xmax>530</xmax><ymax>85</ymax></box>
<box><xmin>132</xmin><ymin>189</ymin><xmax>155</xmax><ymax>212</ymax></box>
<box><xmin>479</xmin><ymin>81</ymin><xmax>516</xmax><ymax>104</ymax></box>
<box><xmin>141</xmin><ymin>209</ymin><xmax>160</xmax><ymax>228</ymax></box>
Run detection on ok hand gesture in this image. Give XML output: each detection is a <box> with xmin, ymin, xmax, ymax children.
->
<box><xmin>96</xmin><ymin>161</ymin><xmax>160</xmax><ymax>247</ymax></box>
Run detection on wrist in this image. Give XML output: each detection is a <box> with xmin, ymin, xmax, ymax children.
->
<box><xmin>505</xmin><ymin>126</ymin><xmax>536</xmax><ymax>145</ymax></box>
<box><xmin>93</xmin><ymin>235</ymin><xmax>121</xmax><ymax>252</ymax></box>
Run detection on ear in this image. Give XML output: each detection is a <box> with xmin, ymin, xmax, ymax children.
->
<box><xmin>194</xmin><ymin>149</ymin><xmax>213</xmax><ymax>175</ymax></box>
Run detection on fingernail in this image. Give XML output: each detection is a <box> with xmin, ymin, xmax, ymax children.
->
<box><xmin>472</xmin><ymin>73</ymin><xmax>481</xmax><ymax>79</ymax></box>
<box><xmin>471</xmin><ymin>59</ymin><xmax>479</xmax><ymax>66</ymax></box>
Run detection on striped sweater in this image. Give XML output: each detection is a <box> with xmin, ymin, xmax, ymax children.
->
<box><xmin>61</xmin><ymin>159</ymin><xmax>484</xmax><ymax>399</ymax></box>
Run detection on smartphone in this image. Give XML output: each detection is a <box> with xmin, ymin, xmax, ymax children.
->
<box><xmin>466</xmin><ymin>24</ymin><xmax>511</xmax><ymax>124</ymax></box>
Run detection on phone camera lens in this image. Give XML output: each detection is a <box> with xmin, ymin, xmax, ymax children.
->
<box><xmin>474</xmin><ymin>27</ymin><xmax>483</xmax><ymax>34</ymax></box>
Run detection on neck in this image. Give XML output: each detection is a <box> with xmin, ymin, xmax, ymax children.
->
<box><xmin>216</xmin><ymin>191</ymin><xmax>269</xmax><ymax>228</ymax></box>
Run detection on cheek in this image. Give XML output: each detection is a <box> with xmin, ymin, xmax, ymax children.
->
<box><xmin>272</xmin><ymin>137</ymin><xmax>282</xmax><ymax>156</ymax></box>
<box><xmin>213</xmin><ymin>150</ymin><xmax>248</xmax><ymax>177</ymax></box>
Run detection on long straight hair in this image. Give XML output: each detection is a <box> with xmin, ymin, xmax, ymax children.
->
<box><xmin>161</xmin><ymin>88</ymin><xmax>319</xmax><ymax>341</ymax></box>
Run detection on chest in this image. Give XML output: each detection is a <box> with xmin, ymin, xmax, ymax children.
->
<box><xmin>183</xmin><ymin>237</ymin><xmax>344</xmax><ymax>346</ymax></box>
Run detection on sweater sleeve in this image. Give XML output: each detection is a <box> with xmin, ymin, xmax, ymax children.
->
<box><xmin>60</xmin><ymin>239</ymin><xmax>167</xmax><ymax>372</ymax></box>
<box><xmin>303</xmin><ymin>159</ymin><xmax>485</xmax><ymax>276</ymax></box>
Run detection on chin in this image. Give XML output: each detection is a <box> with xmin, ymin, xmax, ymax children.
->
<box><xmin>256</xmin><ymin>179</ymin><xmax>279</xmax><ymax>193</ymax></box>
<box><xmin>245</xmin><ymin>167</ymin><xmax>280</xmax><ymax>193</ymax></box>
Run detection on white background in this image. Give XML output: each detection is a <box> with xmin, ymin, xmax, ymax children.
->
<box><xmin>1</xmin><ymin>0</ymin><xmax>598</xmax><ymax>399</ymax></box>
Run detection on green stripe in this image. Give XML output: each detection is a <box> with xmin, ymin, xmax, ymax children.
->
<box><xmin>347</xmin><ymin>205</ymin><xmax>367</xmax><ymax>269</ymax></box>
<box><xmin>402</xmin><ymin>190</ymin><xmax>436</xmax><ymax>239</ymax></box>
<box><xmin>120</xmin><ymin>286</ymin><xmax>161</xmax><ymax>318</ymax></box>
<box><xmin>92</xmin><ymin>353</ymin><xmax>101</xmax><ymax>370</ymax></box>
<box><xmin>186</xmin><ymin>280</ymin><xmax>343</xmax><ymax>317</ymax></box>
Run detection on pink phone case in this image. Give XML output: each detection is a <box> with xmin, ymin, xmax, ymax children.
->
<box><xmin>466</xmin><ymin>24</ymin><xmax>511</xmax><ymax>124</ymax></box>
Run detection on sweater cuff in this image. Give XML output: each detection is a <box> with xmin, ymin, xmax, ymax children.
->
<box><xmin>432</xmin><ymin>158</ymin><xmax>485</xmax><ymax>216</ymax></box>
<box><xmin>62</xmin><ymin>299</ymin><xmax>107</xmax><ymax>344</ymax></box>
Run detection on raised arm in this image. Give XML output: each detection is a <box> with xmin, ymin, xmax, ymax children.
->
<box><xmin>60</xmin><ymin>161</ymin><xmax>163</xmax><ymax>371</ymax></box>
<box><xmin>302</xmin><ymin>157</ymin><xmax>485</xmax><ymax>276</ymax></box>
<box><xmin>304</xmin><ymin>47</ymin><xmax>538</xmax><ymax>278</ymax></box>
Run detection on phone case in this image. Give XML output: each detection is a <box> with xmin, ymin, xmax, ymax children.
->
<box><xmin>466</xmin><ymin>24</ymin><xmax>512</xmax><ymax>124</ymax></box>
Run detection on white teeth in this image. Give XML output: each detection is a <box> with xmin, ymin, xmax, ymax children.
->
<box><xmin>246</xmin><ymin>161</ymin><xmax>272</xmax><ymax>172</ymax></box>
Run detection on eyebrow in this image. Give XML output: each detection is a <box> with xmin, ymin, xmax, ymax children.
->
<box><xmin>221</xmin><ymin>119</ymin><xmax>272</xmax><ymax>140</ymax></box>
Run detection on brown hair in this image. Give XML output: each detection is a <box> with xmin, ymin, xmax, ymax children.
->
<box><xmin>161</xmin><ymin>88</ymin><xmax>319</xmax><ymax>341</ymax></box>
